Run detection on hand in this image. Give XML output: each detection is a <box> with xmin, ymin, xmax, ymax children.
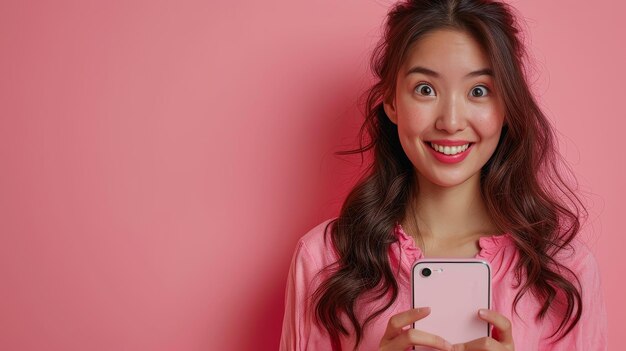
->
<box><xmin>452</xmin><ymin>309</ymin><xmax>515</xmax><ymax>351</ymax></box>
<box><xmin>379</xmin><ymin>307</ymin><xmax>453</xmax><ymax>351</ymax></box>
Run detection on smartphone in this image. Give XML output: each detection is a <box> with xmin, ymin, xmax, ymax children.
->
<box><xmin>411</xmin><ymin>259</ymin><xmax>491</xmax><ymax>350</ymax></box>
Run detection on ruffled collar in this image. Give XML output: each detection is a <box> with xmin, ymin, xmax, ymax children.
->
<box><xmin>393</xmin><ymin>221</ymin><xmax>515</xmax><ymax>261</ymax></box>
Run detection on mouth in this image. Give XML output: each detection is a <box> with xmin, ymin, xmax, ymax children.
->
<box><xmin>426</xmin><ymin>141</ymin><xmax>475</xmax><ymax>156</ymax></box>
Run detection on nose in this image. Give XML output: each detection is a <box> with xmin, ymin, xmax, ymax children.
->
<box><xmin>435</xmin><ymin>93</ymin><xmax>467</xmax><ymax>133</ymax></box>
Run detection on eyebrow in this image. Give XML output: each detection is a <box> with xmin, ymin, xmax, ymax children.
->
<box><xmin>405</xmin><ymin>66</ymin><xmax>494</xmax><ymax>78</ymax></box>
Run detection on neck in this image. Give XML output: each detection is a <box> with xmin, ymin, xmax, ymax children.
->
<box><xmin>406</xmin><ymin>172</ymin><xmax>497</xmax><ymax>242</ymax></box>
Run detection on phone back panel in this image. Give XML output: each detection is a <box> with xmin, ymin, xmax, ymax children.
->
<box><xmin>412</xmin><ymin>259</ymin><xmax>491</xmax><ymax>349</ymax></box>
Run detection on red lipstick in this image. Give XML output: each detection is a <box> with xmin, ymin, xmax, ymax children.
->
<box><xmin>424</xmin><ymin>140</ymin><xmax>474</xmax><ymax>164</ymax></box>
<box><xmin>427</xmin><ymin>139</ymin><xmax>472</xmax><ymax>146</ymax></box>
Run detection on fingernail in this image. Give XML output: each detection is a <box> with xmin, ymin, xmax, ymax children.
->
<box><xmin>478</xmin><ymin>309</ymin><xmax>487</xmax><ymax>316</ymax></box>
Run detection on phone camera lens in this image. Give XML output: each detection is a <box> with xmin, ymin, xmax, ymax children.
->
<box><xmin>421</xmin><ymin>268</ymin><xmax>432</xmax><ymax>277</ymax></box>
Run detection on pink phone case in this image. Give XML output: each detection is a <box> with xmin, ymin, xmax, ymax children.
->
<box><xmin>411</xmin><ymin>259</ymin><xmax>491</xmax><ymax>350</ymax></box>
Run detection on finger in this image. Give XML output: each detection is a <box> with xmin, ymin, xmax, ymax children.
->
<box><xmin>385</xmin><ymin>328</ymin><xmax>452</xmax><ymax>351</ymax></box>
<box><xmin>381</xmin><ymin>307</ymin><xmax>431</xmax><ymax>342</ymax></box>
<box><xmin>452</xmin><ymin>336</ymin><xmax>507</xmax><ymax>351</ymax></box>
<box><xmin>477</xmin><ymin>309</ymin><xmax>513</xmax><ymax>346</ymax></box>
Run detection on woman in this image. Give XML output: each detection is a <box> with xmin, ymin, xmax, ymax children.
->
<box><xmin>279</xmin><ymin>0</ymin><xmax>607</xmax><ymax>350</ymax></box>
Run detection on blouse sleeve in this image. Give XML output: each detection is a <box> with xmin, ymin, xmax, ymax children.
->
<box><xmin>279</xmin><ymin>239</ymin><xmax>333</xmax><ymax>351</ymax></box>
<box><xmin>539</xmin><ymin>244</ymin><xmax>608</xmax><ymax>350</ymax></box>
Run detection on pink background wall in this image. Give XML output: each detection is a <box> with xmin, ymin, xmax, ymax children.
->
<box><xmin>0</xmin><ymin>0</ymin><xmax>623</xmax><ymax>350</ymax></box>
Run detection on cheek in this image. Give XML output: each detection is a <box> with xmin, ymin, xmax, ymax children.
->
<box><xmin>474</xmin><ymin>110</ymin><xmax>504</xmax><ymax>138</ymax></box>
<box><xmin>397</xmin><ymin>103</ymin><xmax>431</xmax><ymax>135</ymax></box>
<box><xmin>401</xmin><ymin>117</ymin><xmax>425</xmax><ymax>136</ymax></box>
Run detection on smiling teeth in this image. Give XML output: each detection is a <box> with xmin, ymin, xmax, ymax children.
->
<box><xmin>430</xmin><ymin>143</ymin><xmax>470</xmax><ymax>155</ymax></box>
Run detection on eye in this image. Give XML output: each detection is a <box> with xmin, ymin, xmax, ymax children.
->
<box><xmin>415</xmin><ymin>83</ymin><xmax>436</xmax><ymax>96</ymax></box>
<box><xmin>471</xmin><ymin>85</ymin><xmax>490</xmax><ymax>97</ymax></box>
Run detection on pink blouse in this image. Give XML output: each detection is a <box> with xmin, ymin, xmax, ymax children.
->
<box><xmin>279</xmin><ymin>218</ymin><xmax>607</xmax><ymax>350</ymax></box>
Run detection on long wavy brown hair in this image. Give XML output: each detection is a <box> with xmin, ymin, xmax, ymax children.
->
<box><xmin>311</xmin><ymin>0</ymin><xmax>586</xmax><ymax>350</ymax></box>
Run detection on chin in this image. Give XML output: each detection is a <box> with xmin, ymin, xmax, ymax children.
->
<box><xmin>430</xmin><ymin>178</ymin><xmax>468</xmax><ymax>188</ymax></box>
<box><xmin>419</xmin><ymin>172</ymin><xmax>477</xmax><ymax>188</ymax></box>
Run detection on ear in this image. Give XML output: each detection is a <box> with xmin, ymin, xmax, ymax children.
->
<box><xmin>383</xmin><ymin>96</ymin><xmax>398</xmax><ymax>125</ymax></box>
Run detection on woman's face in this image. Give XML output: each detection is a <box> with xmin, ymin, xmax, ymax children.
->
<box><xmin>384</xmin><ymin>29</ymin><xmax>505</xmax><ymax>188</ymax></box>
